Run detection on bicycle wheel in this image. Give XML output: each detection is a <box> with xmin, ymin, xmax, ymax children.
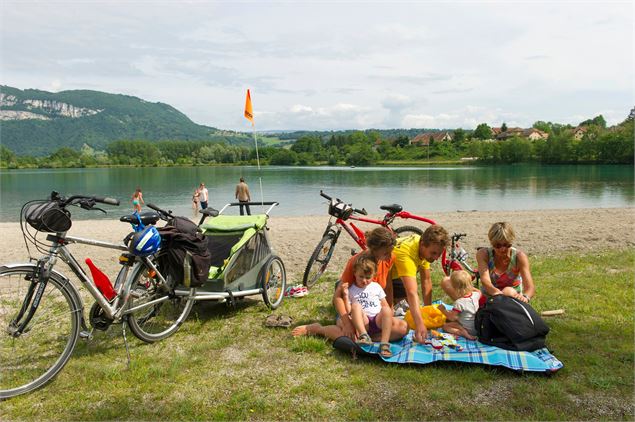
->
<box><xmin>0</xmin><ymin>266</ymin><xmax>81</xmax><ymax>399</ymax></box>
<box><xmin>302</xmin><ymin>231</ymin><xmax>338</xmax><ymax>288</ymax></box>
<box><xmin>260</xmin><ymin>255</ymin><xmax>286</xmax><ymax>309</ymax></box>
<box><xmin>126</xmin><ymin>262</ymin><xmax>194</xmax><ymax>343</ymax></box>
<box><xmin>393</xmin><ymin>225</ymin><xmax>424</xmax><ymax>239</ymax></box>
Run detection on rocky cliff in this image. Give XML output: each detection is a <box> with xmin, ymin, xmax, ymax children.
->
<box><xmin>0</xmin><ymin>93</ymin><xmax>101</xmax><ymax>120</ymax></box>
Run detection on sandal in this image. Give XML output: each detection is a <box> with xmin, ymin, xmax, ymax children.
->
<box><xmin>277</xmin><ymin>315</ymin><xmax>293</xmax><ymax>328</ymax></box>
<box><xmin>379</xmin><ymin>342</ymin><xmax>392</xmax><ymax>358</ymax></box>
<box><xmin>265</xmin><ymin>314</ymin><xmax>293</xmax><ymax>328</ymax></box>
<box><xmin>356</xmin><ymin>333</ymin><xmax>372</xmax><ymax>345</ymax></box>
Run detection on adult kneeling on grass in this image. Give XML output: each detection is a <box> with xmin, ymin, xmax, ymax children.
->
<box><xmin>388</xmin><ymin>225</ymin><xmax>450</xmax><ymax>344</ymax></box>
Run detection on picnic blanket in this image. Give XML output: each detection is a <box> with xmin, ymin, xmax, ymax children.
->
<box><xmin>333</xmin><ymin>331</ymin><xmax>563</xmax><ymax>373</ymax></box>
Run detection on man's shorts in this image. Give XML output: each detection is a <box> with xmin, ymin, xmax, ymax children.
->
<box><xmin>392</xmin><ymin>278</ymin><xmax>407</xmax><ymax>301</ymax></box>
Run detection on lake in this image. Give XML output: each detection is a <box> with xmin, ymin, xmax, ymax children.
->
<box><xmin>0</xmin><ymin>164</ymin><xmax>633</xmax><ymax>221</ymax></box>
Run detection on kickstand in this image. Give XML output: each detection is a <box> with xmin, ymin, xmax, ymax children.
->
<box><xmin>122</xmin><ymin>319</ymin><xmax>131</xmax><ymax>369</ymax></box>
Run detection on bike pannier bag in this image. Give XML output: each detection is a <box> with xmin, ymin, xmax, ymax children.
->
<box><xmin>24</xmin><ymin>201</ymin><xmax>72</xmax><ymax>232</ymax></box>
<box><xmin>157</xmin><ymin>225</ymin><xmax>211</xmax><ymax>288</ymax></box>
<box><xmin>475</xmin><ymin>295</ymin><xmax>549</xmax><ymax>351</ymax></box>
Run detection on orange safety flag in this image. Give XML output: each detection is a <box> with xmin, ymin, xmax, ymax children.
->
<box><xmin>244</xmin><ymin>89</ymin><xmax>254</xmax><ymax>124</ymax></box>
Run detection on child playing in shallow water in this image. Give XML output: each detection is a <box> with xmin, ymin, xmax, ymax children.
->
<box><xmin>131</xmin><ymin>187</ymin><xmax>144</xmax><ymax>213</ymax></box>
<box><xmin>437</xmin><ymin>270</ymin><xmax>481</xmax><ymax>340</ymax></box>
<box><xmin>344</xmin><ymin>254</ymin><xmax>394</xmax><ymax>357</ymax></box>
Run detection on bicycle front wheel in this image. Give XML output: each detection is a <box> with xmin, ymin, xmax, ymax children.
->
<box><xmin>303</xmin><ymin>231</ymin><xmax>338</xmax><ymax>288</ymax></box>
<box><xmin>126</xmin><ymin>262</ymin><xmax>194</xmax><ymax>343</ymax></box>
<box><xmin>0</xmin><ymin>266</ymin><xmax>81</xmax><ymax>399</ymax></box>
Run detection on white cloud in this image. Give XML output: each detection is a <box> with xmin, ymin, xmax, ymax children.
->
<box><xmin>290</xmin><ymin>104</ymin><xmax>313</xmax><ymax>113</ymax></box>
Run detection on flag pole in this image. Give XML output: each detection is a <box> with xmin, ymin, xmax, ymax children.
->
<box><xmin>245</xmin><ymin>89</ymin><xmax>264</xmax><ymax>206</ymax></box>
<box><xmin>251</xmin><ymin>124</ymin><xmax>264</xmax><ymax>206</ymax></box>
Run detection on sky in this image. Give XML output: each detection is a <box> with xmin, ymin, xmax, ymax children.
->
<box><xmin>1</xmin><ymin>1</ymin><xmax>633</xmax><ymax>132</ymax></box>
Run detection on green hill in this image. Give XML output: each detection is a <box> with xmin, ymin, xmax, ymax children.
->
<box><xmin>0</xmin><ymin>86</ymin><xmax>251</xmax><ymax>155</ymax></box>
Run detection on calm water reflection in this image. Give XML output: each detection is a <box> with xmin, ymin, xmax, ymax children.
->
<box><xmin>0</xmin><ymin>164</ymin><xmax>632</xmax><ymax>220</ymax></box>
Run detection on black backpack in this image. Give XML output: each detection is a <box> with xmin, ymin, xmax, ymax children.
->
<box><xmin>157</xmin><ymin>221</ymin><xmax>211</xmax><ymax>288</ymax></box>
<box><xmin>475</xmin><ymin>295</ymin><xmax>550</xmax><ymax>351</ymax></box>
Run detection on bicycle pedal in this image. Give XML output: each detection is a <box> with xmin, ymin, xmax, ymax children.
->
<box><xmin>79</xmin><ymin>330</ymin><xmax>93</xmax><ymax>340</ymax></box>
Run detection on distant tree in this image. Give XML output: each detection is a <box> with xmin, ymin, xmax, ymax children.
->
<box><xmin>501</xmin><ymin>122</ymin><xmax>508</xmax><ymax>132</ymax></box>
<box><xmin>367</xmin><ymin>131</ymin><xmax>382</xmax><ymax>145</ymax></box>
<box><xmin>0</xmin><ymin>145</ymin><xmax>16</xmax><ymax>167</ymax></box>
<box><xmin>290</xmin><ymin>135</ymin><xmax>323</xmax><ymax>154</ymax></box>
<box><xmin>326</xmin><ymin>146</ymin><xmax>340</xmax><ymax>165</ymax></box>
<box><xmin>269</xmin><ymin>149</ymin><xmax>298</xmax><ymax>165</ymax></box>
<box><xmin>579</xmin><ymin>115</ymin><xmax>607</xmax><ymax>128</ymax></box>
<box><xmin>49</xmin><ymin>147</ymin><xmax>81</xmax><ymax>162</ymax></box>
<box><xmin>532</xmin><ymin>121</ymin><xmax>552</xmax><ymax>133</ymax></box>
<box><xmin>394</xmin><ymin>135</ymin><xmax>410</xmax><ymax>148</ymax></box>
<box><xmin>473</xmin><ymin>123</ymin><xmax>492</xmax><ymax>140</ymax></box>
<box><xmin>296</xmin><ymin>152</ymin><xmax>315</xmax><ymax>166</ymax></box>
<box><xmin>452</xmin><ymin>128</ymin><xmax>466</xmax><ymax>147</ymax></box>
<box><xmin>345</xmin><ymin>143</ymin><xmax>378</xmax><ymax>166</ymax></box>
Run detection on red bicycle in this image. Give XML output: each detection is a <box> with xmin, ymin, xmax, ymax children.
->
<box><xmin>441</xmin><ymin>232</ymin><xmax>480</xmax><ymax>286</ymax></box>
<box><xmin>302</xmin><ymin>191</ymin><xmax>437</xmax><ymax>288</ymax></box>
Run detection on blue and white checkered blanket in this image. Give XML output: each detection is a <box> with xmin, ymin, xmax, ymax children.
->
<box><xmin>354</xmin><ymin>331</ymin><xmax>563</xmax><ymax>373</ymax></box>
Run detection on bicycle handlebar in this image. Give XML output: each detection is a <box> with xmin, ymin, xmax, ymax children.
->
<box><xmin>147</xmin><ymin>203</ymin><xmax>174</xmax><ymax>220</ymax></box>
<box><xmin>320</xmin><ymin>190</ymin><xmax>367</xmax><ymax>216</ymax></box>
<box><xmin>51</xmin><ymin>192</ymin><xmax>120</xmax><ymax>208</ymax></box>
<box><xmin>94</xmin><ymin>196</ymin><xmax>120</xmax><ymax>206</ymax></box>
<box><xmin>452</xmin><ymin>232</ymin><xmax>467</xmax><ymax>240</ymax></box>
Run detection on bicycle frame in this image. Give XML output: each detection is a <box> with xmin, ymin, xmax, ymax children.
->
<box><xmin>442</xmin><ymin>233</ymin><xmax>480</xmax><ymax>284</ymax></box>
<box><xmin>35</xmin><ymin>233</ymin><xmax>172</xmax><ymax>322</ymax></box>
<box><xmin>330</xmin><ymin>210</ymin><xmax>438</xmax><ymax>250</ymax></box>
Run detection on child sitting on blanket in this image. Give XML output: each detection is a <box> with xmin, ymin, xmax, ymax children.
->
<box><xmin>342</xmin><ymin>255</ymin><xmax>394</xmax><ymax>357</ymax></box>
<box><xmin>437</xmin><ymin>270</ymin><xmax>481</xmax><ymax>340</ymax></box>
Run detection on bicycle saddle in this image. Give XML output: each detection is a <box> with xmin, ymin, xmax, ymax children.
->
<box><xmin>119</xmin><ymin>211</ymin><xmax>160</xmax><ymax>226</ymax></box>
<box><xmin>379</xmin><ymin>204</ymin><xmax>403</xmax><ymax>214</ymax></box>
<box><xmin>200</xmin><ymin>208</ymin><xmax>219</xmax><ymax>218</ymax></box>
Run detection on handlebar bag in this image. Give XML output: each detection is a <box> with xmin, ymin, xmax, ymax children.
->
<box><xmin>328</xmin><ymin>200</ymin><xmax>353</xmax><ymax>220</ymax></box>
<box><xmin>24</xmin><ymin>201</ymin><xmax>72</xmax><ymax>232</ymax></box>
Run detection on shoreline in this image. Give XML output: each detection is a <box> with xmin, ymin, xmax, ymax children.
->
<box><xmin>1</xmin><ymin>207</ymin><xmax>633</xmax><ymax>281</ymax></box>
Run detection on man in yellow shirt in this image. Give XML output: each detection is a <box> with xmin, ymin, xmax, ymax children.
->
<box><xmin>388</xmin><ymin>224</ymin><xmax>449</xmax><ymax>344</ymax></box>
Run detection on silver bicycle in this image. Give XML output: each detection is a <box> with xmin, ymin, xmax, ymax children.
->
<box><xmin>0</xmin><ymin>192</ymin><xmax>194</xmax><ymax>399</ymax></box>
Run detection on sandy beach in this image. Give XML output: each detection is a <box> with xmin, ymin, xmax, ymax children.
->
<box><xmin>1</xmin><ymin>207</ymin><xmax>633</xmax><ymax>282</ymax></box>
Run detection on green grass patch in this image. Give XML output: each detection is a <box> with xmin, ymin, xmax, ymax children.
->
<box><xmin>2</xmin><ymin>249</ymin><xmax>633</xmax><ymax>420</ymax></box>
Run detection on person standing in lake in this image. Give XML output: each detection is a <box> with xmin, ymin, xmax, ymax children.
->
<box><xmin>131</xmin><ymin>187</ymin><xmax>144</xmax><ymax>213</ymax></box>
<box><xmin>191</xmin><ymin>186</ymin><xmax>200</xmax><ymax>215</ymax></box>
<box><xmin>235</xmin><ymin>177</ymin><xmax>251</xmax><ymax>215</ymax></box>
<box><xmin>198</xmin><ymin>183</ymin><xmax>209</xmax><ymax>210</ymax></box>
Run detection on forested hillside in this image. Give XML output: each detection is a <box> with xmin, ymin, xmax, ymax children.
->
<box><xmin>0</xmin><ymin>86</ymin><xmax>252</xmax><ymax>155</ymax></box>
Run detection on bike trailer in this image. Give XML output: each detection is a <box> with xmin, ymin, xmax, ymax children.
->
<box><xmin>198</xmin><ymin>214</ymin><xmax>272</xmax><ymax>292</ymax></box>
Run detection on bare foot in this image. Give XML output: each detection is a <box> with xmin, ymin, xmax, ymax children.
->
<box><xmin>291</xmin><ymin>323</ymin><xmax>322</xmax><ymax>337</ymax></box>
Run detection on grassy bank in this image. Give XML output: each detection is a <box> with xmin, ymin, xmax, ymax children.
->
<box><xmin>2</xmin><ymin>249</ymin><xmax>634</xmax><ymax>420</ymax></box>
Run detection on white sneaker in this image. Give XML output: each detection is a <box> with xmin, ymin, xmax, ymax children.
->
<box><xmin>393</xmin><ymin>299</ymin><xmax>409</xmax><ymax>317</ymax></box>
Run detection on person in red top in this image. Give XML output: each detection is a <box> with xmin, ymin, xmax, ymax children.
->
<box><xmin>292</xmin><ymin>227</ymin><xmax>408</xmax><ymax>342</ymax></box>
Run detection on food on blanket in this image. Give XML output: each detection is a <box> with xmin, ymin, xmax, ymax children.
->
<box><xmin>404</xmin><ymin>305</ymin><xmax>446</xmax><ymax>330</ymax></box>
<box><xmin>425</xmin><ymin>329</ymin><xmax>464</xmax><ymax>351</ymax></box>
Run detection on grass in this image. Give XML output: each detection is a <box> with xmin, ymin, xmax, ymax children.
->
<box><xmin>2</xmin><ymin>249</ymin><xmax>634</xmax><ymax>420</ymax></box>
